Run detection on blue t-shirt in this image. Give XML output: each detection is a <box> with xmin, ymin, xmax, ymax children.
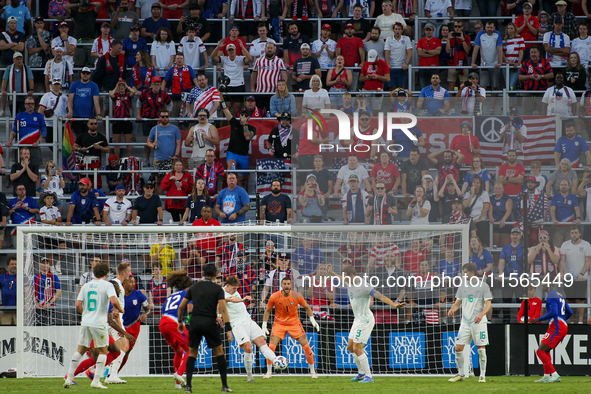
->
<box><xmin>292</xmin><ymin>246</ymin><xmax>324</xmax><ymax>275</ymax></box>
<box><xmin>216</xmin><ymin>186</ymin><xmax>250</xmax><ymax>223</ymax></box>
<box><xmin>550</xmin><ymin>192</ymin><xmax>579</xmax><ymax>222</ymax></box>
<box><xmin>69</xmin><ymin>80</ymin><xmax>100</xmax><ymax>117</ymax></box>
<box><xmin>90</xmin><ymin>188</ymin><xmax>106</xmax><ymax>211</ymax></box>
<box><xmin>470</xmin><ymin>249</ymin><xmax>493</xmax><ymax>272</ymax></box>
<box><xmin>9</xmin><ymin>196</ymin><xmax>38</xmax><ymax>224</ymax></box>
<box><xmin>390</xmin><ymin>126</ymin><xmax>422</xmax><ymax>158</ymax></box>
<box><xmin>419</xmin><ymin>85</ymin><xmax>450</xmax><ymax>115</ymax></box>
<box><xmin>123</xmin><ymin>289</ymin><xmax>147</xmax><ymax>327</ymax></box>
<box><xmin>539</xmin><ymin>289</ymin><xmax>573</xmax><ymax>324</ymax></box>
<box><xmin>0</xmin><ymin>272</ymin><xmax>17</xmax><ymax>306</ymax></box>
<box><xmin>464</xmin><ymin>169</ymin><xmax>491</xmax><ymax>187</ymax></box>
<box><xmin>141</xmin><ymin>17</ymin><xmax>171</xmax><ymax>34</ymax></box>
<box><xmin>164</xmin><ymin>65</ymin><xmax>197</xmax><ymax>98</ymax></box>
<box><xmin>203</xmin><ymin>0</ymin><xmax>228</xmax><ymax>18</ymax></box>
<box><xmin>2</xmin><ymin>5</ymin><xmax>31</xmax><ymax>34</ymax></box>
<box><xmin>13</xmin><ymin>111</ymin><xmax>47</xmax><ymax>145</ymax></box>
<box><xmin>69</xmin><ymin>190</ymin><xmax>100</xmax><ymax>223</ymax></box>
<box><xmin>554</xmin><ymin>136</ymin><xmax>590</xmax><ymax>166</ymax></box>
<box><xmin>162</xmin><ymin>290</ymin><xmax>189</xmax><ymax>321</ymax></box>
<box><xmin>148</xmin><ymin>124</ymin><xmax>181</xmax><ymax>161</ymax></box>
<box><xmin>499</xmin><ymin>243</ymin><xmax>525</xmax><ymax>275</ymax></box>
<box><xmin>437</xmin><ymin>259</ymin><xmax>460</xmax><ymax>277</ymax></box>
<box><xmin>122</xmin><ymin>37</ymin><xmax>148</xmax><ymax>66</ymax></box>
<box><xmin>490</xmin><ymin>193</ymin><xmax>511</xmax><ymax>221</ymax></box>
<box><xmin>2</xmin><ymin>65</ymin><xmax>34</xmax><ymax>93</ymax></box>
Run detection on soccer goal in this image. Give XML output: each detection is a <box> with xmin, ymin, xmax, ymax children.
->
<box><xmin>13</xmin><ymin>223</ymin><xmax>470</xmax><ymax>378</ymax></box>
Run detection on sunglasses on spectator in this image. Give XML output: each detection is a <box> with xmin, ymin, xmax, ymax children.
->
<box><xmin>81</xmin><ymin>72</ymin><xmax>91</xmax><ymax>75</ymax></box>
<box><xmin>376</xmin><ymin>187</ymin><xmax>385</xmax><ymax>190</ymax></box>
<box><xmin>145</xmin><ymin>185</ymin><xmax>154</xmax><ymax>189</ymax></box>
<box><xmin>25</xmin><ymin>102</ymin><xmax>35</xmax><ymax>105</ymax></box>
<box><xmin>89</xmin><ymin>122</ymin><xmax>98</xmax><ymax>125</ymax></box>
<box><xmin>281</xmin><ymin>117</ymin><xmax>290</xmax><ymax>120</ymax></box>
<box><xmin>198</xmin><ymin>114</ymin><xmax>207</xmax><ymax>118</ymax></box>
<box><xmin>361</xmin><ymin>118</ymin><xmax>370</xmax><ymax>121</ymax></box>
<box><xmin>160</xmin><ymin>115</ymin><xmax>169</xmax><ymax>118</ymax></box>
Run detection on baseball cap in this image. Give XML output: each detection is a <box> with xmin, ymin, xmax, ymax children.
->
<box><xmin>555</xmin><ymin>0</ymin><xmax>567</xmax><ymax>5</ymax></box>
<box><xmin>451</xmin><ymin>197</ymin><xmax>463</xmax><ymax>204</ymax></box>
<box><xmin>538</xmin><ymin>230</ymin><xmax>550</xmax><ymax>237</ymax></box>
<box><xmin>524</xmin><ymin>175</ymin><xmax>538</xmax><ymax>183</ymax></box>
<box><xmin>151</xmin><ymin>3</ymin><xmax>161</xmax><ymax>8</ymax></box>
<box><xmin>7</xmin><ymin>16</ymin><xmax>17</xmax><ymax>23</ymax></box>
<box><xmin>34</xmin><ymin>16</ymin><xmax>44</xmax><ymax>23</ymax></box>
<box><xmin>79</xmin><ymin>178</ymin><xmax>92</xmax><ymax>186</ymax></box>
<box><xmin>81</xmin><ymin>66</ymin><xmax>92</xmax><ymax>73</ymax></box>
<box><xmin>511</xmin><ymin>227</ymin><xmax>522</xmax><ymax>234</ymax></box>
<box><xmin>509</xmin><ymin>105</ymin><xmax>519</xmax><ymax>115</ymax></box>
<box><xmin>130</xmin><ymin>25</ymin><xmax>140</xmax><ymax>31</ymax></box>
<box><xmin>322</xmin><ymin>23</ymin><xmax>331</xmax><ymax>31</ymax></box>
<box><xmin>424</xmin><ymin>23</ymin><xmax>435</xmax><ymax>30</ymax></box>
<box><xmin>279</xmin><ymin>112</ymin><xmax>291</xmax><ymax>121</ymax></box>
<box><xmin>115</xmin><ymin>184</ymin><xmax>126</xmax><ymax>191</ymax></box>
<box><xmin>345</xmin><ymin>23</ymin><xmax>355</xmax><ymax>29</ymax></box>
<box><xmin>236</xmin><ymin>250</ymin><xmax>245</xmax><ymax>258</ymax></box>
<box><xmin>278</xmin><ymin>252</ymin><xmax>291</xmax><ymax>260</ymax></box>
<box><xmin>348</xmin><ymin>174</ymin><xmax>359</xmax><ymax>182</ymax></box>
<box><xmin>53</xmin><ymin>46</ymin><xmax>64</xmax><ymax>52</ymax></box>
<box><xmin>523</xmin><ymin>1</ymin><xmax>533</xmax><ymax>7</ymax></box>
<box><xmin>227</xmin><ymin>43</ymin><xmax>236</xmax><ymax>50</ymax></box>
<box><xmin>553</xmin><ymin>15</ymin><xmax>564</xmax><ymax>24</ymax></box>
<box><xmin>59</xmin><ymin>21</ymin><xmax>69</xmax><ymax>28</ymax></box>
<box><xmin>468</xmin><ymin>72</ymin><xmax>479</xmax><ymax>79</ymax></box>
<box><xmin>151</xmin><ymin>76</ymin><xmax>162</xmax><ymax>83</ymax></box>
<box><xmin>51</xmin><ymin>78</ymin><xmax>62</xmax><ymax>85</ymax></box>
<box><xmin>306</xmin><ymin>174</ymin><xmax>317</xmax><ymax>182</ymax></box>
<box><xmin>101</xmin><ymin>22</ymin><xmax>110</xmax><ymax>28</ymax></box>
<box><xmin>246</xmin><ymin>95</ymin><xmax>256</xmax><ymax>101</ymax></box>
<box><xmin>301</xmin><ymin>43</ymin><xmax>311</xmax><ymax>50</ymax></box>
<box><xmin>144</xmin><ymin>180</ymin><xmax>155</xmax><ymax>187</ymax></box>
<box><xmin>12</xmin><ymin>52</ymin><xmax>23</xmax><ymax>59</ymax></box>
<box><xmin>108</xmin><ymin>154</ymin><xmax>119</xmax><ymax>164</ymax></box>
<box><xmin>367</xmin><ymin>49</ymin><xmax>378</xmax><ymax>62</ymax></box>
<box><xmin>396</xmin><ymin>90</ymin><xmax>407</xmax><ymax>96</ymax></box>
<box><xmin>230</xmin><ymin>24</ymin><xmax>240</xmax><ymax>31</ymax></box>
<box><xmin>423</xmin><ymin>174</ymin><xmax>433</xmax><ymax>181</ymax></box>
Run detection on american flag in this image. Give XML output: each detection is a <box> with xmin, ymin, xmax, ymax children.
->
<box><xmin>514</xmin><ymin>190</ymin><xmax>549</xmax><ymax>231</ymax></box>
<box><xmin>474</xmin><ymin>116</ymin><xmax>556</xmax><ymax>166</ymax></box>
<box><xmin>256</xmin><ymin>159</ymin><xmax>293</xmax><ymax>196</ymax></box>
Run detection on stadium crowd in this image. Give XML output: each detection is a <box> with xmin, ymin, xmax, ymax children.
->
<box><xmin>1</xmin><ymin>0</ymin><xmax>591</xmax><ymax>330</ymax></box>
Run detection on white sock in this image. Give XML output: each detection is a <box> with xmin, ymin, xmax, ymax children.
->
<box><xmin>244</xmin><ymin>352</ymin><xmax>254</xmax><ymax>378</ymax></box>
<box><xmin>67</xmin><ymin>351</ymin><xmax>82</xmax><ymax>380</ymax></box>
<box><xmin>478</xmin><ymin>348</ymin><xmax>487</xmax><ymax>377</ymax></box>
<box><xmin>309</xmin><ymin>364</ymin><xmax>315</xmax><ymax>374</ymax></box>
<box><xmin>94</xmin><ymin>354</ymin><xmax>107</xmax><ymax>384</ymax></box>
<box><xmin>352</xmin><ymin>354</ymin><xmax>364</xmax><ymax>375</ymax></box>
<box><xmin>463</xmin><ymin>347</ymin><xmax>472</xmax><ymax>377</ymax></box>
<box><xmin>109</xmin><ymin>350</ymin><xmax>125</xmax><ymax>379</ymax></box>
<box><xmin>551</xmin><ymin>371</ymin><xmax>559</xmax><ymax>377</ymax></box>
<box><xmin>267</xmin><ymin>362</ymin><xmax>273</xmax><ymax>373</ymax></box>
<box><xmin>260</xmin><ymin>345</ymin><xmax>276</xmax><ymax>362</ymax></box>
<box><xmin>456</xmin><ymin>350</ymin><xmax>465</xmax><ymax>376</ymax></box>
<box><xmin>358</xmin><ymin>354</ymin><xmax>371</xmax><ymax>378</ymax></box>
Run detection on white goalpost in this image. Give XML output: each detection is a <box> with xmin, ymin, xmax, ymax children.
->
<box><xmin>14</xmin><ymin>223</ymin><xmax>470</xmax><ymax>379</ymax></box>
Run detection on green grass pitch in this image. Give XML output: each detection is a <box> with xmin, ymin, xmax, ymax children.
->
<box><xmin>3</xmin><ymin>376</ymin><xmax>591</xmax><ymax>393</ymax></box>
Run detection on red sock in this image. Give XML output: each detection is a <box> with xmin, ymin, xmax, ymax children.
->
<box><xmin>536</xmin><ymin>349</ymin><xmax>555</xmax><ymax>374</ymax></box>
<box><xmin>106</xmin><ymin>351</ymin><xmax>119</xmax><ymax>366</ymax></box>
<box><xmin>267</xmin><ymin>344</ymin><xmax>277</xmax><ymax>365</ymax></box>
<box><xmin>303</xmin><ymin>343</ymin><xmax>314</xmax><ymax>365</ymax></box>
<box><xmin>75</xmin><ymin>357</ymin><xmax>96</xmax><ymax>376</ymax></box>
<box><xmin>173</xmin><ymin>351</ymin><xmax>183</xmax><ymax>371</ymax></box>
<box><xmin>177</xmin><ymin>352</ymin><xmax>190</xmax><ymax>376</ymax></box>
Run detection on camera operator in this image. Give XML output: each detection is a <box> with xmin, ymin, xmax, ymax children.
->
<box><xmin>456</xmin><ymin>72</ymin><xmax>486</xmax><ymax>115</ymax></box>
<box><xmin>298</xmin><ymin>174</ymin><xmax>325</xmax><ymax>223</ymax></box>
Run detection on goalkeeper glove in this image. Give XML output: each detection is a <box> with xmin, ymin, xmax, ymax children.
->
<box><xmin>309</xmin><ymin>316</ymin><xmax>320</xmax><ymax>332</ymax></box>
<box><xmin>262</xmin><ymin>321</ymin><xmax>269</xmax><ymax>339</ymax></box>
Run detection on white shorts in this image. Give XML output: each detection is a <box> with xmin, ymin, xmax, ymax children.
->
<box><xmin>233</xmin><ymin>320</ymin><xmax>264</xmax><ymax>346</ymax></box>
<box><xmin>78</xmin><ymin>326</ymin><xmax>109</xmax><ymax>348</ymax></box>
<box><xmin>348</xmin><ymin>319</ymin><xmax>375</xmax><ymax>344</ymax></box>
<box><xmin>456</xmin><ymin>322</ymin><xmax>489</xmax><ymax>347</ymax></box>
<box><xmin>108</xmin><ymin>326</ymin><xmax>124</xmax><ymax>341</ymax></box>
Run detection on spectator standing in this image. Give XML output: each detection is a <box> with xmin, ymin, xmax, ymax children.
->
<box><xmin>498</xmin><ymin>228</ymin><xmax>525</xmax><ymax>322</ymax></box>
<box><xmin>346</xmin><ymin>0</ymin><xmax>375</xmax><ymax>17</ymax></box>
<box><xmin>195</xmin><ymin>149</ymin><xmax>225</xmax><ymax>200</ymax></box>
<box><xmin>215</xmin><ymin>234</ymin><xmax>245</xmax><ymax>275</ymax></box>
<box><xmin>542</xmin><ymin>72</ymin><xmax>576</xmax><ymax>117</ymax></box>
<box><xmin>184</xmin><ymin>206</ymin><xmax>220</xmax><ymax>277</ymax></box>
<box><xmin>417</xmin><ymin>73</ymin><xmax>451</xmax><ymax>115</ymax></box>
<box><xmin>283</xmin><ymin>22</ymin><xmax>309</xmax><ymax>68</ymax></box>
<box><xmin>364</xmin><ymin>27</ymin><xmax>386</xmax><ymax>62</ymax></box>
<box><xmin>219</xmin><ymin>25</ymin><xmax>247</xmax><ymax>56</ymax></box>
<box><xmin>298</xmin><ymin>174</ymin><xmax>325</xmax><ymax>223</ymax></box>
<box><xmin>437</xmin><ymin>246</ymin><xmax>460</xmax><ymax>277</ymax></box>
<box><xmin>185</xmin><ymin>109</ymin><xmax>219</xmax><ymax>169</ymax></box>
<box><xmin>463</xmin><ymin>176</ymin><xmax>491</xmax><ymax>241</ymax></box>
<box><xmin>131</xmin><ymin>181</ymin><xmax>164</xmax><ymax>225</ymax></box>
<box><xmin>517</xmin><ymin>286</ymin><xmax>542</xmax><ymax>322</ymax></box>
<box><xmin>270</xmin><ymin>80</ymin><xmax>297</xmax><ymax>117</ymax></box>
<box><xmin>146</xmin><ymin>109</ymin><xmax>182</xmax><ymax>167</ymax></box>
<box><xmin>150</xmin><ymin>234</ymin><xmax>176</xmax><ymax>275</ymax></box>
<box><xmin>136</xmin><ymin>0</ymin><xmax>161</xmax><ymax>19</ymax></box>
<box><xmin>438</xmin><ymin>174</ymin><xmax>463</xmax><ymax>220</ymax></box>
<box><xmin>302</xmin><ymin>75</ymin><xmax>331</xmax><ymax>110</ymax></box>
<box><xmin>375</xmin><ymin>1</ymin><xmax>407</xmax><ymax>40</ymax></box>
<box><xmin>292</xmin><ymin>43</ymin><xmax>322</xmax><ymax>92</ymax></box>
<box><xmin>64</xmin><ymin>2</ymin><xmax>100</xmax><ymax>68</ymax></box>
<box><xmin>110</xmin><ymin>0</ymin><xmax>139</xmax><ymax>40</ymax></box>
<box><xmin>424</xmin><ymin>0</ymin><xmax>453</xmax><ymax>38</ymax></box>
<box><xmin>0</xmin><ymin>17</ymin><xmax>25</xmax><ymax>68</ymax></box>
<box><xmin>416</xmin><ymin>23</ymin><xmax>441</xmax><ymax>89</ymax></box>
<box><xmin>551</xmin><ymin>179</ymin><xmax>581</xmax><ymax>246</ymax></box>
<box><xmin>515</xmin><ymin>2</ymin><xmax>539</xmax><ymax>58</ymax></box>
<box><xmin>212</xmin><ymin>40</ymin><xmax>251</xmax><ymax>115</ymax></box>
<box><xmin>500</xmin><ymin>106</ymin><xmax>528</xmax><ymax>161</ymax></box>
<box><xmin>27</xmin><ymin>17</ymin><xmax>52</xmax><ymax>92</ymax></box>
<box><xmin>0</xmin><ymin>52</ymin><xmax>33</xmax><ymax>116</ymax></box>
<box><xmin>457</xmin><ymin>73</ymin><xmax>486</xmax><ymax>116</ymax></box>
<box><xmin>366</xmin><ymin>181</ymin><xmax>397</xmax><ymax>225</ymax></box>
<box><xmin>93</xmin><ymin>39</ymin><xmax>128</xmax><ymax>94</ymax></box>
<box><xmin>110</xmin><ymin>79</ymin><xmax>138</xmax><ymax>158</ymax></box>
<box><xmin>141</xmin><ymin>3</ymin><xmax>171</xmax><ymax>42</ymax></box>
<box><xmin>162</xmin><ymin>52</ymin><xmax>198</xmax><ymax>117</ymax></box>
<box><xmin>137</xmin><ymin>77</ymin><xmax>171</xmax><ymax>164</ymax></box>
<box><xmin>150</xmin><ymin>27</ymin><xmax>176</xmax><ymax>77</ymax></box>
<box><xmin>266</xmin><ymin>112</ymin><xmax>297</xmax><ymax>160</ymax></box>
<box><xmin>427</xmin><ymin>149</ymin><xmax>464</xmax><ymax>190</ymax></box>
<box><xmin>312</xmin><ymin>23</ymin><xmax>337</xmax><ymax>78</ymax></box>
<box><xmin>215</xmin><ymin>173</ymin><xmax>251</xmax><ymax>224</ymax></box>
<box><xmin>91</xmin><ymin>23</ymin><xmax>113</xmax><ymax>65</ymax></box>
<box><xmin>519</xmin><ymin>46</ymin><xmax>554</xmax><ymax>114</ymax></box>
<box><xmin>160</xmin><ymin>0</ymin><xmax>185</xmax><ymax>39</ymax></box>
<box><xmin>326</xmin><ymin>56</ymin><xmax>352</xmax><ymax>107</ymax></box>
<box><xmin>249</xmin><ymin>23</ymin><xmax>276</xmax><ymax>63</ymax></box>
<box><xmin>446</xmin><ymin>20</ymin><xmax>471</xmax><ymax>92</ymax></box>
<box><xmin>33</xmin><ymin>258</ymin><xmax>61</xmax><ymax>326</ymax></box>
<box><xmin>383</xmin><ymin>24</ymin><xmax>410</xmax><ymax>91</ymax></box>
<box><xmin>543</xmin><ymin>15</ymin><xmax>571</xmax><ymax>75</ymax></box>
<box><xmin>360</xmin><ymin>49</ymin><xmax>390</xmax><ymax>110</ymax></box>
<box><xmin>186</xmin><ymin>73</ymin><xmax>220</xmax><ymax>117</ymax></box>
<box><xmin>178</xmin><ymin>26</ymin><xmax>208</xmax><ymax>71</ymax></box>
<box><xmin>9</xmin><ymin>147</ymin><xmax>39</xmax><ymax>197</ymax></box>
<box><xmin>73</xmin><ymin>117</ymin><xmax>110</xmax><ymax>188</ymax></box>
<box><xmin>565</xmin><ymin>52</ymin><xmax>587</xmax><ymax>92</ymax></box>
<box><xmin>65</xmin><ymin>178</ymin><xmax>101</xmax><ymax>225</ymax></box>
<box><xmin>472</xmin><ymin>20</ymin><xmax>504</xmax><ymax>113</ymax></box>
<box><xmin>147</xmin><ymin>264</ymin><xmax>169</xmax><ymax>313</ymax></box>
<box><xmin>251</xmin><ymin>43</ymin><xmax>288</xmax><ymax>112</ymax></box>
<box><xmin>333</xmin><ymin>154</ymin><xmax>371</xmax><ymax>198</ymax></box>
<box><xmin>43</xmin><ymin>48</ymin><xmax>73</xmax><ymax>92</ymax></box>
<box><xmin>341</xmin><ymin>174</ymin><xmax>369</xmax><ymax>225</ymax></box>
<box><xmin>1</xmin><ymin>1</ymin><xmax>31</xmax><ymax>35</ymax></box>
<box><xmin>161</xmin><ymin>159</ymin><xmax>193</xmax><ymax>222</ymax></box>
<box><xmin>515</xmin><ymin>176</ymin><xmax>549</xmax><ymax>245</ymax></box>
<box><xmin>370</xmin><ymin>151</ymin><xmax>400</xmax><ymax>193</ymax></box>
<box><xmin>8</xmin><ymin>184</ymin><xmax>39</xmax><ymax>243</ymax></box>
<box><xmin>549</xmin><ymin>0</ymin><xmax>578</xmax><ymax>39</ymax></box>
<box><xmin>546</xmin><ymin>158</ymin><xmax>578</xmax><ymax>196</ymax></box>
<box><xmin>122</xmin><ymin>26</ymin><xmax>148</xmax><ymax>67</ymax></box>
<box><xmin>178</xmin><ymin>5</ymin><xmax>211</xmax><ymax>42</ymax></box>
<box><xmin>527</xmin><ymin>230</ymin><xmax>560</xmax><ymax>281</ymax></box>
<box><xmin>6</xmin><ymin>97</ymin><xmax>47</xmax><ymax>168</ymax></box>
<box><xmin>530</xmin><ymin>160</ymin><xmax>548</xmax><ymax>193</ymax></box>
<box><xmin>406</xmin><ymin>185</ymin><xmax>431</xmax><ymax>225</ymax></box>
<box><xmin>504</xmin><ymin>22</ymin><xmax>525</xmax><ymax>92</ymax></box>
<box><xmin>400</xmin><ymin>147</ymin><xmax>429</xmax><ymax>198</ymax></box>
<box><xmin>498</xmin><ymin>150</ymin><xmax>526</xmax><ymax>196</ymax></box>
<box><xmin>469</xmin><ymin>236</ymin><xmax>493</xmax><ymax>277</ymax></box>
<box><xmin>40</xmin><ymin>160</ymin><xmax>65</xmax><ymax>203</ymax></box>
<box><xmin>346</xmin><ymin>3</ymin><xmax>372</xmax><ymax>41</ymax></box>
<box><xmin>260</xmin><ymin>180</ymin><xmax>293</xmax><ymax>224</ymax></box>
<box><xmin>0</xmin><ymin>258</ymin><xmax>17</xmax><ymax>325</ymax></box>
<box><xmin>103</xmin><ymin>184</ymin><xmax>133</xmax><ymax>225</ymax></box>
<box><xmin>67</xmin><ymin>68</ymin><xmax>101</xmax><ymax>136</ymax></box>
<box><xmin>450</xmin><ymin>120</ymin><xmax>481</xmax><ymax>165</ymax></box>
<box><xmin>553</xmin><ymin>121</ymin><xmax>590</xmax><ymax>169</ymax></box>
<box><xmin>571</xmin><ymin>23</ymin><xmax>591</xmax><ymax>71</ymax></box>
<box><xmin>180</xmin><ymin>179</ymin><xmax>213</xmax><ymax>224</ymax></box>
<box><xmin>336</xmin><ymin>23</ymin><xmax>365</xmax><ymax>91</ymax></box>
<box><xmin>48</xmin><ymin>0</ymin><xmax>70</xmax><ymax>32</ymax></box>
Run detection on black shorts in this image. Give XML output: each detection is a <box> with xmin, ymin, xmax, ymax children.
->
<box><xmin>142</xmin><ymin>120</ymin><xmax>158</xmax><ymax>137</ymax></box>
<box><xmin>188</xmin><ymin>317</ymin><xmax>222</xmax><ymax>349</ymax></box>
<box><xmin>224</xmin><ymin>84</ymin><xmax>245</xmax><ymax>104</ymax></box>
<box><xmin>113</xmin><ymin>120</ymin><xmax>133</xmax><ymax>135</ymax></box>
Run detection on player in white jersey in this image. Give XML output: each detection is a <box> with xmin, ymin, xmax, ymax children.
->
<box><xmin>64</xmin><ymin>262</ymin><xmax>123</xmax><ymax>389</ymax></box>
<box><xmin>223</xmin><ymin>275</ymin><xmax>277</xmax><ymax>382</ymax></box>
<box><xmin>447</xmin><ymin>263</ymin><xmax>492</xmax><ymax>383</ymax></box>
<box><xmin>329</xmin><ymin>264</ymin><xmax>405</xmax><ymax>383</ymax></box>
<box><xmin>106</xmin><ymin>261</ymin><xmax>133</xmax><ymax>384</ymax></box>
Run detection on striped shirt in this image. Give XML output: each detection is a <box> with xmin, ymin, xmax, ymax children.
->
<box><xmin>504</xmin><ymin>36</ymin><xmax>525</xmax><ymax>64</ymax></box>
<box><xmin>113</xmin><ymin>92</ymin><xmax>132</xmax><ymax>118</ymax></box>
<box><xmin>519</xmin><ymin>58</ymin><xmax>552</xmax><ymax>91</ymax></box>
<box><xmin>369</xmin><ymin>244</ymin><xmax>401</xmax><ymax>268</ymax></box>
<box><xmin>253</xmin><ymin>55</ymin><xmax>286</xmax><ymax>93</ymax></box>
<box><xmin>138</xmin><ymin>88</ymin><xmax>171</xmax><ymax>118</ymax></box>
<box><xmin>186</xmin><ymin>85</ymin><xmax>220</xmax><ymax>115</ymax></box>
<box><xmin>147</xmin><ymin>277</ymin><xmax>168</xmax><ymax>313</ymax></box>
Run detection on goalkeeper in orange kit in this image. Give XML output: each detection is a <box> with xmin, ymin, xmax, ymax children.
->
<box><xmin>262</xmin><ymin>276</ymin><xmax>320</xmax><ymax>379</ymax></box>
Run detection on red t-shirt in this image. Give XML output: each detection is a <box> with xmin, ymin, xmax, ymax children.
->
<box><xmin>498</xmin><ymin>162</ymin><xmax>526</xmax><ymax>196</ymax></box>
<box><xmin>162</xmin><ymin>0</ymin><xmax>184</xmax><ymax>19</ymax></box>
<box><xmin>220</xmin><ymin>36</ymin><xmax>247</xmax><ymax>56</ymax></box>
<box><xmin>336</xmin><ymin>36</ymin><xmax>364</xmax><ymax>67</ymax></box>
<box><xmin>417</xmin><ymin>36</ymin><xmax>441</xmax><ymax>67</ymax></box>
<box><xmin>404</xmin><ymin>249</ymin><xmax>425</xmax><ymax>274</ymax></box>
<box><xmin>515</xmin><ymin>15</ymin><xmax>540</xmax><ymax>48</ymax></box>
<box><xmin>191</xmin><ymin>217</ymin><xmax>221</xmax><ymax>262</ymax></box>
<box><xmin>370</xmin><ymin>162</ymin><xmax>400</xmax><ymax>191</ymax></box>
<box><xmin>450</xmin><ymin>134</ymin><xmax>481</xmax><ymax>164</ymax></box>
<box><xmin>360</xmin><ymin>59</ymin><xmax>389</xmax><ymax>91</ymax></box>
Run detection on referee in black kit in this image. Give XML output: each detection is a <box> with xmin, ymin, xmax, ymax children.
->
<box><xmin>178</xmin><ymin>264</ymin><xmax>233</xmax><ymax>393</ymax></box>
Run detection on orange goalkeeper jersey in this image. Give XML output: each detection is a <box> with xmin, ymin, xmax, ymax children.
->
<box><xmin>267</xmin><ymin>290</ymin><xmax>308</xmax><ymax>325</ymax></box>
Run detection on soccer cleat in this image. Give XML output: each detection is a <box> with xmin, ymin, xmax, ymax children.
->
<box><xmin>175</xmin><ymin>383</ymin><xmax>183</xmax><ymax>390</ymax></box>
<box><xmin>311</xmin><ymin>372</ymin><xmax>318</xmax><ymax>379</ymax></box>
<box><xmin>350</xmin><ymin>374</ymin><xmax>365</xmax><ymax>382</ymax></box>
<box><xmin>63</xmin><ymin>377</ymin><xmax>72</xmax><ymax>388</ymax></box>
<box><xmin>90</xmin><ymin>382</ymin><xmax>108</xmax><ymax>389</ymax></box>
<box><xmin>546</xmin><ymin>375</ymin><xmax>561</xmax><ymax>383</ymax></box>
<box><xmin>535</xmin><ymin>377</ymin><xmax>550</xmax><ymax>383</ymax></box>
<box><xmin>247</xmin><ymin>377</ymin><xmax>254</xmax><ymax>383</ymax></box>
<box><xmin>86</xmin><ymin>369</ymin><xmax>95</xmax><ymax>380</ymax></box>
<box><xmin>105</xmin><ymin>377</ymin><xmax>127</xmax><ymax>384</ymax></box>
<box><xmin>478</xmin><ymin>376</ymin><xmax>486</xmax><ymax>383</ymax></box>
<box><xmin>263</xmin><ymin>371</ymin><xmax>272</xmax><ymax>379</ymax></box>
<box><xmin>64</xmin><ymin>375</ymin><xmax>77</xmax><ymax>385</ymax></box>
<box><xmin>174</xmin><ymin>373</ymin><xmax>186</xmax><ymax>387</ymax></box>
<box><xmin>221</xmin><ymin>387</ymin><xmax>234</xmax><ymax>392</ymax></box>
<box><xmin>359</xmin><ymin>376</ymin><xmax>374</xmax><ymax>383</ymax></box>
<box><xmin>184</xmin><ymin>386</ymin><xmax>192</xmax><ymax>393</ymax></box>
<box><xmin>448</xmin><ymin>374</ymin><xmax>465</xmax><ymax>382</ymax></box>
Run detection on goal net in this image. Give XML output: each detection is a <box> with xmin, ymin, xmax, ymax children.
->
<box><xmin>14</xmin><ymin>223</ymin><xmax>473</xmax><ymax>378</ymax></box>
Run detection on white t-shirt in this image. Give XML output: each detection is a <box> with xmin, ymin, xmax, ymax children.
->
<box><xmin>221</xmin><ymin>55</ymin><xmax>246</xmax><ymax>86</ymax></box>
<box><xmin>384</xmin><ymin>35</ymin><xmax>412</xmax><ymax>67</ymax></box>
<box><xmin>475</xmin><ymin>30</ymin><xmax>503</xmax><ymax>66</ymax></box>
<box><xmin>455</xmin><ymin>279</ymin><xmax>493</xmax><ymax>325</ymax></box>
<box><xmin>179</xmin><ymin>36</ymin><xmax>206</xmax><ymax>70</ymax></box>
<box><xmin>249</xmin><ymin>38</ymin><xmax>277</xmax><ymax>60</ymax></box>
<box><xmin>560</xmin><ymin>239</ymin><xmax>591</xmax><ymax>276</ymax></box>
<box><xmin>543</xmin><ymin>31</ymin><xmax>570</xmax><ymax>68</ymax></box>
<box><xmin>463</xmin><ymin>191</ymin><xmax>490</xmax><ymax>219</ymax></box>
<box><xmin>40</xmin><ymin>174</ymin><xmax>64</xmax><ymax>197</ymax></box>
<box><xmin>44</xmin><ymin>59</ymin><xmax>73</xmax><ymax>88</ymax></box>
<box><xmin>40</xmin><ymin>205</ymin><xmax>61</xmax><ymax>222</ymax></box>
<box><xmin>542</xmin><ymin>86</ymin><xmax>576</xmax><ymax>116</ymax></box>
<box><xmin>39</xmin><ymin>92</ymin><xmax>68</xmax><ymax>128</ymax></box>
<box><xmin>585</xmin><ymin>187</ymin><xmax>591</xmax><ymax>222</ymax></box>
<box><xmin>347</xmin><ymin>280</ymin><xmax>375</xmax><ymax>323</ymax></box>
<box><xmin>190</xmin><ymin>123</ymin><xmax>215</xmax><ymax>158</ymax></box>
<box><xmin>150</xmin><ymin>41</ymin><xmax>177</xmax><ymax>77</ymax></box>
<box><xmin>454</xmin><ymin>0</ymin><xmax>472</xmax><ymax>10</ymax></box>
<box><xmin>265</xmin><ymin>268</ymin><xmax>303</xmax><ymax>288</ymax></box>
<box><xmin>302</xmin><ymin>88</ymin><xmax>330</xmax><ymax>110</ymax></box>
<box><xmin>375</xmin><ymin>13</ymin><xmax>406</xmax><ymax>41</ymax></box>
<box><xmin>336</xmin><ymin>165</ymin><xmax>370</xmax><ymax>194</ymax></box>
<box><xmin>459</xmin><ymin>86</ymin><xmax>486</xmax><ymax>114</ymax></box>
<box><xmin>571</xmin><ymin>36</ymin><xmax>591</xmax><ymax>66</ymax></box>
<box><xmin>78</xmin><ymin>279</ymin><xmax>117</xmax><ymax>328</ymax></box>
<box><xmin>425</xmin><ymin>0</ymin><xmax>452</xmax><ymax>18</ymax></box>
<box><xmin>312</xmin><ymin>39</ymin><xmax>337</xmax><ymax>69</ymax></box>
<box><xmin>91</xmin><ymin>37</ymin><xmax>112</xmax><ymax>65</ymax></box>
<box><xmin>51</xmin><ymin>36</ymin><xmax>77</xmax><ymax>65</ymax></box>
<box><xmin>104</xmin><ymin>197</ymin><xmax>133</xmax><ymax>224</ymax></box>
<box><xmin>410</xmin><ymin>200</ymin><xmax>431</xmax><ymax>224</ymax></box>
<box><xmin>224</xmin><ymin>289</ymin><xmax>251</xmax><ymax>327</ymax></box>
